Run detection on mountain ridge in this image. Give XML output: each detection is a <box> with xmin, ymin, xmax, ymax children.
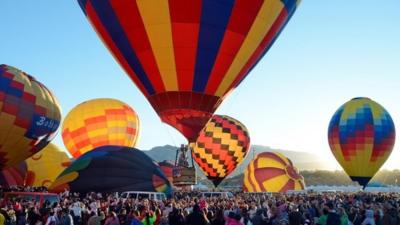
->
<box><xmin>143</xmin><ymin>145</ymin><xmax>331</xmax><ymax>178</ymax></box>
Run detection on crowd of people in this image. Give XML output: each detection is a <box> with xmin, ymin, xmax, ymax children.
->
<box><xmin>1</xmin><ymin>186</ymin><xmax>400</xmax><ymax>225</ymax></box>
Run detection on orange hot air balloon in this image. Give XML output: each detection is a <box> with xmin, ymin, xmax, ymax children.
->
<box><xmin>25</xmin><ymin>143</ymin><xmax>71</xmax><ymax>188</ymax></box>
<box><xmin>243</xmin><ymin>152</ymin><xmax>305</xmax><ymax>193</ymax></box>
<box><xmin>62</xmin><ymin>98</ymin><xmax>140</xmax><ymax>158</ymax></box>
<box><xmin>0</xmin><ymin>64</ymin><xmax>61</xmax><ymax>168</ymax></box>
<box><xmin>77</xmin><ymin>0</ymin><xmax>301</xmax><ymax>141</ymax></box>
<box><xmin>191</xmin><ymin>115</ymin><xmax>250</xmax><ymax>186</ymax></box>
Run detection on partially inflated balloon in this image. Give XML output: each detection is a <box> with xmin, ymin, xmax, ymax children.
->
<box><xmin>191</xmin><ymin>115</ymin><xmax>250</xmax><ymax>186</ymax></box>
<box><xmin>25</xmin><ymin>143</ymin><xmax>71</xmax><ymax>188</ymax></box>
<box><xmin>158</xmin><ymin>160</ymin><xmax>174</xmax><ymax>185</ymax></box>
<box><xmin>77</xmin><ymin>0</ymin><xmax>301</xmax><ymax>141</ymax></box>
<box><xmin>0</xmin><ymin>162</ymin><xmax>27</xmax><ymax>187</ymax></box>
<box><xmin>0</xmin><ymin>64</ymin><xmax>61</xmax><ymax>168</ymax></box>
<box><xmin>243</xmin><ymin>152</ymin><xmax>305</xmax><ymax>193</ymax></box>
<box><xmin>328</xmin><ymin>97</ymin><xmax>395</xmax><ymax>187</ymax></box>
<box><xmin>49</xmin><ymin>146</ymin><xmax>172</xmax><ymax>195</ymax></box>
<box><xmin>62</xmin><ymin>99</ymin><xmax>140</xmax><ymax>158</ymax></box>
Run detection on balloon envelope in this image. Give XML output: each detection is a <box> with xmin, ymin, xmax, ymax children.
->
<box><xmin>62</xmin><ymin>98</ymin><xmax>140</xmax><ymax>158</ymax></box>
<box><xmin>25</xmin><ymin>143</ymin><xmax>71</xmax><ymax>188</ymax></box>
<box><xmin>243</xmin><ymin>152</ymin><xmax>305</xmax><ymax>193</ymax></box>
<box><xmin>0</xmin><ymin>64</ymin><xmax>61</xmax><ymax>168</ymax></box>
<box><xmin>77</xmin><ymin>0</ymin><xmax>300</xmax><ymax>141</ymax></box>
<box><xmin>49</xmin><ymin>146</ymin><xmax>172</xmax><ymax>195</ymax></box>
<box><xmin>158</xmin><ymin>160</ymin><xmax>174</xmax><ymax>185</ymax></box>
<box><xmin>328</xmin><ymin>97</ymin><xmax>395</xmax><ymax>187</ymax></box>
<box><xmin>0</xmin><ymin>162</ymin><xmax>27</xmax><ymax>187</ymax></box>
<box><xmin>191</xmin><ymin>115</ymin><xmax>250</xmax><ymax>186</ymax></box>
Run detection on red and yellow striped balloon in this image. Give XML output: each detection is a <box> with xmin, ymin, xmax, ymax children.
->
<box><xmin>62</xmin><ymin>98</ymin><xmax>140</xmax><ymax>158</ymax></box>
<box><xmin>191</xmin><ymin>115</ymin><xmax>250</xmax><ymax>186</ymax></box>
<box><xmin>244</xmin><ymin>152</ymin><xmax>305</xmax><ymax>193</ymax></box>
<box><xmin>77</xmin><ymin>0</ymin><xmax>301</xmax><ymax>141</ymax></box>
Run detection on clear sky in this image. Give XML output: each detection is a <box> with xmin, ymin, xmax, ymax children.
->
<box><xmin>1</xmin><ymin>1</ymin><xmax>399</xmax><ymax>170</ymax></box>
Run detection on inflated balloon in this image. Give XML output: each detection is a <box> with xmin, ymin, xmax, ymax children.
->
<box><xmin>0</xmin><ymin>64</ymin><xmax>61</xmax><ymax>168</ymax></box>
<box><xmin>77</xmin><ymin>0</ymin><xmax>301</xmax><ymax>141</ymax></box>
<box><xmin>243</xmin><ymin>152</ymin><xmax>305</xmax><ymax>193</ymax></box>
<box><xmin>158</xmin><ymin>160</ymin><xmax>174</xmax><ymax>185</ymax></box>
<box><xmin>328</xmin><ymin>97</ymin><xmax>395</xmax><ymax>187</ymax></box>
<box><xmin>62</xmin><ymin>98</ymin><xmax>140</xmax><ymax>158</ymax></box>
<box><xmin>25</xmin><ymin>143</ymin><xmax>71</xmax><ymax>188</ymax></box>
<box><xmin>191</xmin><ymin>115</ymin><xmax>250</xmax><ymax>186</ymax></box>
<box><xmin>49</xmin><ymin>146</ymin><xmax>172</xmax><ymax>195</ymax></box>
<box><xmin>0</xmin><ymin>162</ymin><xmax>27</xmax><ymax>187</ymax></box>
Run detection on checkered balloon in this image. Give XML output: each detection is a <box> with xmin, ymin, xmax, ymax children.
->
<box><xmin>191</xmin><ymin>115</ymin><xmax>250</xmax><ymax>186</ymax></box>
<box><xmin>62</xmin><ymin>98</ymin><xmax>140</xmax><ymax>158</ymax></box>
<box><xmin>328</xmin><ymin>97</ymin><xmax>395</xmax><ymax>187</ymax></box>
<box><xmin>0</xmin><ymin>65</ymin><xmax>61</xmax><ymax>168</ymax></box>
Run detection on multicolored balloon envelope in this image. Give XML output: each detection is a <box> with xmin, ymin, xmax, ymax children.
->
<box><xmin>77</xmin><ymin>0</ymin><xmax>301</xmax><ymax>141</ymax></box>
<box><xmin>191</xmin><ymin>115</ymin><xmax>250</xmax><ymax>186</ymax></box>
<box><xmin>243</xmin><ymin>152</ymin><xmax>305</xmax><ymax>193</ymax></box>
<box><xmin>49</xmin><ymin>146</ymin><xmax>172</xmax><ymax>195</ymax></box>
<box><xmin>158</xmin><ymin>160</ymin><xmax>174</xmax><ymax>185</ymax></box>
<box><xmin>0</xmin><ymin>64</ymin><xmax>61</xmax><ymax>168</ymax></box>
<box><xmin>62</xmin><ymin>98</ymin><xmax>140</xmax><ymax>158</ymax></box>
<box><xmin>0</xmin><ymin>162</ymin><xmax>27</xmax><ymax>187</ymax></box>
<box><xmin>328</xmin><ymin>97</ymin><xmax>396</xmax><ymax>187</ymax></box>
<box><xmin>25</xmin><ymin>143</ymin><xmax>71</xmax><ymax>188</ymax></box>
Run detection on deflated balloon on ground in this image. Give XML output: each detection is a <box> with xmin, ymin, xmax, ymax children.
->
<box><xmin>49</xmin><ymin>145</ymin><xmax>172</xmax><ymax>195</ymax></box>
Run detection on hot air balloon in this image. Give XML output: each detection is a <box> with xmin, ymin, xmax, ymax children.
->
<box><xmin>0</xmin><ymin>162</ymin><xmax>27</xmax><ymax>187</ymax></box>
<box><xmin>328</xmin><ymin>97</ymin><xmax>395</xmax><ymax>187</ymax></box>
<box><xmin>159</xmin><ymin>160</ymin><xmax>174</xmax><ymax>185</ymax></box>
<box><xmin>243</xmin><ymin>152</ymin><xmax>305</xmax><ymax>193</ymax></box>
<box><xmin>49</xmin><ymin>146</ymin><xmax>172</xmax><ymax>195</ymax></box>
<box><xmin>62</xmin><ymin>98</ymin><xmax>140</xmax><ymax>158</ymax></box>
<box><xmin>25</xmin><ymin>143</ymin><xmax>71</xmax><ymax>188</ymax></box>
<box><xmin>0</xmin><ymin>64</ymin><xmax>61</xmax><ymax>168</ymax></box>
<box><xmin>77</xmin><ymin>0</ymin><xmax>301</xmax><ymax>141</ymax></box>
<box><xmin>191</xmin><ymin>115</ymin><xmax>250</xmax><ymax>186</ymax></box>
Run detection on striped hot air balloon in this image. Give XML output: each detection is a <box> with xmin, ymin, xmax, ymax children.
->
<box><xmin>328</xmin><ymin>97</ymin><xmax>395</xmax><ymax>187</ymax></box>
<box><xmin>62</xmin><ymin>99</ymin><xmax>140</xmax><ymax>158</ymax></box>
<box><xmin>191</xmin><ymin>115</ymin><xmax>250</xmax><ymax>186</ymax></box>
<box><xmin>243</xmin><ymin>152</ymin><xmax>305</xmax><ymax>193</ymax></box>
<box><xmin>0</xmin><ymin>64</ymin><xmax>61</xmax><ymax>168</ymax></box>
<box><xmin>76</xmin><ymin>0</ymin><xmax>301</xmax><ymax>141</ymax></box>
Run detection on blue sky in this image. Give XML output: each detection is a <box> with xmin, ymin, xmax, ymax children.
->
<box><xmin>1</xmin><ymin>1</ymin><xmax>399</xmax><ymax>169</ymax></box>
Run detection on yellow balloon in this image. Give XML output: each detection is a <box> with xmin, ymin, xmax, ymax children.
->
<box><xmin>25</xmin><ymin>143</ymin><xmax>71</xmax><ymax>188</ymax></box>
<box><xmin>62</xmin><ymin>98</ymin><xmax>140</xmax><ymax>158</ymax></box>
<box><xmin>243</xmin><ymin>152</ymin><xmax>305</xmax><ymax>193</ymax></box>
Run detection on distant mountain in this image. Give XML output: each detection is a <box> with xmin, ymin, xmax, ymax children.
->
<box><xmin>143</xmin><ymin>145</ymin><xmax>331</xmax><ymax>178</ymax></box>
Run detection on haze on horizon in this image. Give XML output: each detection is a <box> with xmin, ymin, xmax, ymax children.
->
<box><xmin>0</xmin><ymin>1</ymin><xmax>399</xmax><ymax>170</ymax></box>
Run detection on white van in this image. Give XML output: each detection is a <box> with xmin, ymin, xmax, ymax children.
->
<box><xmin>119</xmin><ymin>191</ymin><xmax>167</xmax><ymax>201</ymax></box>
<box><xmin>200</xmin><ymin>192</ymin><xmax>234</xmax><ymax>199</ymax></box>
